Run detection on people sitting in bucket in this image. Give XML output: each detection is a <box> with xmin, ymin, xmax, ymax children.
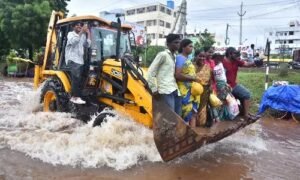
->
<box><xmin>147</xmin><ymin>37</ymin><xmax>257</xmax><ymax>125</ymax></box>
<box><xmin>175</xmin><ymin>44</ymin><xmax>221</xmax><ymax>127</ymax></box>
<box><xmin>194</xmin><ymin>49</ymin><xmax>222</xmax><ymax>127</ymax></box>
<box><xmin>204</xmin><ymin>47</ymin><xmax>217</xmax><ymax>93</ymax></box>
<box><xmin>175</xmin><ymin>39</ymin><xmax>200</xmax><ymax>127</ymax></box>
<box><xmin>222</xmin><ymin>47</ymin><xmax>260</xmax><ymax>121</ymax></box>
<box><xmin>147</xmin><ymin>34</ymin><xmax>182</xmax><ymax>115</ymax></box>
<box><xmin>212</xmin><ymin>53</ymin><xmax>239</xmax><ymax>121</ymax></box>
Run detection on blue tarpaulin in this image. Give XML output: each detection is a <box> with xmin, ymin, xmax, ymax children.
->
<box><xmin>258</xmin><ymin>85</ymin><xmax>300</xmax><ymax>114</ymax></box>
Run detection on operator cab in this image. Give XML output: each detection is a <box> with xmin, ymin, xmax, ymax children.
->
<box><xmin>53</xmin><ymin>17</ymin><xmax>132</xmax><ymax>70</ymax></box>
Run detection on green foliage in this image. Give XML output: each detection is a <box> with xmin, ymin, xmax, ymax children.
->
<box><xmin>49</xmin><ymin>0</ymin><xmax>70</xmax><ymax>13</ymax></box>
<box><xmin>270</xmin><ymin>54</ymin><xmax>292</xmax><ymax>59</ymax></box>
<box><xmin>194</xmin><ymin>29</ymin><xmax>215</xmax><ymax>51</ymax></box>
<box><xmin>4</xmin><ymin>50</ymin><xmax>32</xmax><ymax>75</ymax></box>
<box><xmin>0</xmin><ymin>0</ymin><xmax>69</xmax><ymax>59</ymax></box>
<box><xmin>142</xmin><ymin>46</ymin><xmax>165</xmax><ymax>67</ymax></box>
<box><xmin>132</xmin><ymin>46</ymin><xmax>144</xmax><ymax>58</ymax></box>
<box><xmin>6</xmin><ymin>50</ymin><xmax>17</xmax><ymax>64</ymax></box>
<box><xmin>271</xmin><ymin>54</ymin><xmax>278</xmax><ymax>59</ymax></box>
<box><xmin>0</xmin><ymin>29</ymin><xmax>10</xmax><ymax>59</ymax></box>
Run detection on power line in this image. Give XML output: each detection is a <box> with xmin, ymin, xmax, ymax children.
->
<box><xmin>190</xmin><ymin>15</ymin><xmax>299</xmax><ymax>21</ymax></box>
<box><xmin>189</xmin><ymin>0</ymin><xmax>295</xmax><ymax>12</ymax></box>
<box><xmin>245</xmin><ymin>4</ymin><xmax>296</xmax><ymax>19</ymax></box>
<box><xmin>189</xmin><ymin>3</ymin><xmax>298</xmax><ymax>21</ymax></box>
<box><xmin>245</xmin><ymin>0</ymin><xmax>295</xmax><ymax>6</ymax></box>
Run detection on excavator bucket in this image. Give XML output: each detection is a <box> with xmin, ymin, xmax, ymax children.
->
<box><xmin>153</xmin><ymin>96</ymin><xmax>259</xmax><ymax>162</ymax></box>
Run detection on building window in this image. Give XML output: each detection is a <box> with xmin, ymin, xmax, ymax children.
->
<box><xmin>289</xmin><ymin>31</ymin><xmax>294</xmax><ymax>35</ymax></box>
<box><xmin>166</xmin><ymin>22</ymin><xmax>171</xmax><ymax>28</ymax></box>
<box><xmin>284</xmin><ymin>32</ymin><xmax>287</xmax><ymax>36</ymax></box>
<box><xmin>275</xmin><ymin>40</ymin><xmax>280</xmax><ymax>44</ymax></box>
<box><xmin>269</xmin><ymin>32</ymin><xmax>272</xmax><ymax>36</ymax></box>
<box><xmin>289</xmin><ymin>40</ymin><xmax>294</xmax><ymax>44</ymax></box>
<box><xmin>174</xmin><ymin>12</ymin><xmax>177</xmax><ymax>17</ymax></box>
<box><xmin>126</xmin><ymin>9</ymin><xmax>135</xmax><ymax>15</ymax></box>
<box><xmin>159</xmin><ymin>20</ymin><xmax>164</xmax><ymax>27</ymax></box>
<box><xmin>159</xmin><ymin>34</ymin><xmax>164</xmax><ymax>38</ymax></box>
<box><xmin>166</xmin><ymin>9</ymin><xmax>171</xmax><ymax>15</ymax></box>
<box><xmin>136</xmin><ymin>21</ymin><xmax>144</xmax><ymax>25</ymax></box>
<box><xmin>147</xmin><ymin>5</ymin><xmax>157</xmax><ymax>12</ymax></box>
<box><xmin>137</xmin><ymin>8</ymin><xmax>145</xmax><ymax>14</ymax></box>
<box><xmin>160</xmin><ymin>6</ymin><xmax>165</xmax><ymax>13</ymax></box>
<box><xmin>284</xmin><ymin>40</ymin><xmax>286</xmax><ymax>44</ymax></box>
<box><xmin>147</xmin><ymin>33</ymin><xmax>155</xmax><ymax>39</ymax></box>
<box><xmin>146</xmin><ymin>20</ymin><xmax>156</xmax><ymax>26</ymax></box>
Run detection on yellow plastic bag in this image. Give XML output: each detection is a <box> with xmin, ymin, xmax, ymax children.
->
<box><xmin>209</xmin><ymin>93</ymin><xmax>222</xmax><ymax>107</ymax></box>
<box><xmin>191</xmin><ymin>82</ymin><xmax>204</xmax><ymax>96</ymax></box>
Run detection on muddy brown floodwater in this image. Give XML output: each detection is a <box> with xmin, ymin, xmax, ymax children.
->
<box><xmin>0</xmin><ymin>77</ymin><xmax>299</xmax><ymax>180</ymax></box>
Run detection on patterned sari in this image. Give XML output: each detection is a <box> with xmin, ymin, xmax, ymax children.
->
<box><xmin>177</xmin><ymin>60</ymin><xmax>201</xmax><ymax>122</ymax></box>
<box><xmin>195</xmin><ymin>64</ymin><xmax>213</xmax><ymax>126</ymax></box>
<box><xmin>216</xmin><ymin>80</ymin><xmax>234</xmax><ymax>121</ymax></box>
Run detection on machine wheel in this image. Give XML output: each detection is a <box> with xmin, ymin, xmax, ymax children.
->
<box><xmin>268</xmin><ymin>108</ymin><xmax>289</xmax><ymax>119</ymax></box>
<box><xmin>292</xmin><ymin>113</ymin><xmax>300</xmax><ymax>122</ymax></box>
<box><xmin>93</xmin><ymin>112</ymin><xmax>115</xmax><ymax>127</ymax></box>
<box><xmin>41</xmin><ymin>78</ymin><xmax>69</xmax><ymax>112</ymax></box>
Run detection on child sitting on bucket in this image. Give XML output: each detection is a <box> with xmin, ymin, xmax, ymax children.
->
<box><xmin>212</xmin><ymin>53</ymin><xmax>239</xmax><ymax>120</ymax></box>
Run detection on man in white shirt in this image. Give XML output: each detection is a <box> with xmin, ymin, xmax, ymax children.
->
<box><xmin>246</xmin><ymin>44</ymin><xmax>255</xmax><ymax>62</ymax></box>
<box><xmin>147</xmin><ymin>34</ymin><xmax>181</xmax><ymax>115</ymax></box>
<box><xmin>65</xmin><ymin>22</ymin><xmax>91</xmax><ymax>104</ymax></box>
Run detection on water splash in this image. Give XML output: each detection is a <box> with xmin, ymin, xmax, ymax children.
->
<box><xmin>0</xmin><ymin>80</ymin><xmax>161</xmax><ymax>170</ymax></box>
<box><xmin>0</xmin><ymin>79</ymin><xmax>267</xmax><ymax>170</ymax></box>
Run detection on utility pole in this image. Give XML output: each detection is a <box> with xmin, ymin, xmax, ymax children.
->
<box><xmin>170</xmin><ymin>0</ymin><xmax>187</xmax><ymax>37</ymax></box>
<box><xmin>264</xmin><ymin>39</ymin><xmax>271</xmax><ymax>90</ymax></box>
<box><xmin>237</xmin><ymin>2</ymin><xmax>246</xmax><ymax>45</ymax></box>
<box><xmin>225</xmin><ymin>23</ymin><xmax>230</xmax><ymax>45</ymax></box>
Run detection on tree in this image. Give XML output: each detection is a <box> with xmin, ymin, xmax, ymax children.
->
<box><xmin>0</xmin><ymin>29</ymin><xmax>10</xmax><ymax>60</ymax></box>
<box><xmin>142</xmin><ymin>46</ymin><xmax>165</xmax><ymax>67</ymax></box>
<box><xmin>194</xmin><ymin>29</ymin><xmax>216</xmax><ymax>50</ymax></box>
<box><xmin>49</xmin><ymin>0</ymin><xmax>69</xmax><ymax>13</ymax></box>
<box><xmin>0</xmin><ymin>0</ymin><xmax>69</xmax><ymax>59</ymax></box>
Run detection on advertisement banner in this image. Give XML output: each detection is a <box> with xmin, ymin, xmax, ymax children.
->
<box><xmin>125</xmin><ymin>22</ymin><xmax>146</xmax><ymax>47</ymax></box>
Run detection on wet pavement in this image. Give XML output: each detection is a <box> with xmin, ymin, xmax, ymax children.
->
<box><xmin>0</xmin><ymin>77</ymin><xmax>299</xmax><ymax>180</ymax></box>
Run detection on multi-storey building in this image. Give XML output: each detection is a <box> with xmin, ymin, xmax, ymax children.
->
<box><xmin>124</xmin><ymin>1</ymin><xmax>176</xmax><ymax>46</ymax></box>
<box><xmin>266</xmin><ymin>21</ymin><xmax>300</xmax><ymax>55</ymax></box>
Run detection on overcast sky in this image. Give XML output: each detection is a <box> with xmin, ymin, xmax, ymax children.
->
<box><xmin>67</xmin><ymin>0</ymin><xmax>300</xmax><ymax>47</ymax></box>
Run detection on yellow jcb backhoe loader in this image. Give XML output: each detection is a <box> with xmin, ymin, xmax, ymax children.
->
<box><xmin>34</xmin><ymin>11</ymin><xmax>259</xmax><ymax>162</ymax></box>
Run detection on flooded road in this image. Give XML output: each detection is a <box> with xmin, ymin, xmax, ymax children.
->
<box><xmin>0</xmin><ymin>77</ymin><xmax>299</xmax><ymax>180</ymax></box>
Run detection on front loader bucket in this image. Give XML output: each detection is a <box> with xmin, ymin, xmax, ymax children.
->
<box><xmin>153</xmin><ymin>96</ymin><xmax>259</xmax><ymax>162</ymax></box>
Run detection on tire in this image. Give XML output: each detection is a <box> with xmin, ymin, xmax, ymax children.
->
<box><xmin>292</xmin><ymin>113</ymin><xmax>300</xmax><ymax>122</ymax></box>
<box><xmin>41</xmin><ymin>78</ymin><xmax>69</xmax><ymax>112</ymax></box>
<box><xmin>268</xmin><ymin>108</ymin><xmax>289</xmax><ymax>119</ymax></box>
<box><xmin>93</xmin><ymin>112</ymin><xmax>115</xmax><ymax>127</ymax></box>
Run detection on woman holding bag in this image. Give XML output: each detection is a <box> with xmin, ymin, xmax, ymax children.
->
<box><xmin>175</xmin><ymin>39</ymin><xmax>200</xmax><ymax>127</ymax></box>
